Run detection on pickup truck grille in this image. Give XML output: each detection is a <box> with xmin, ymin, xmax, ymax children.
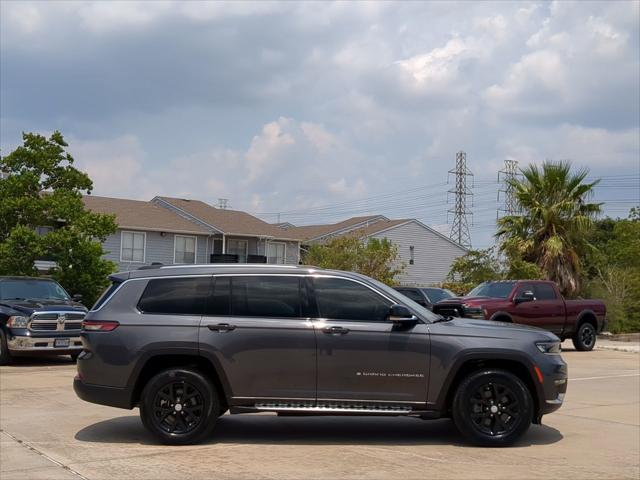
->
<box><xmin>29</xmin><ymin>312</ymin><xmax>85</xmax><ymax>332</ymax></box>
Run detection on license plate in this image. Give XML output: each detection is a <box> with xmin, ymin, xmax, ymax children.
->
<box><xmin>54</xmin><ymin>338</ymin><xmax>70</xmax><ymax>348</ymax></box>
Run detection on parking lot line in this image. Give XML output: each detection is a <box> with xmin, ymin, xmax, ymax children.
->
<box><xmin>570</xmin><ymin>373</ymin><xmax>640</xmax><ymax>381</ymax></box>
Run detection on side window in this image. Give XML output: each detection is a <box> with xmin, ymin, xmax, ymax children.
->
<box><xmin>313</xmin><ymin>277</ymin><xmax>391</xmax><ymax>322</ymax></box>
<box><xmin>138</xmin><ymin>277</ymin><xmax>211</xmax><ymax>315</ymax></box>
<box><xmin>397</xmin><ymin>289</ymin><xmax>424</xmax><ymax>304</ymax></box>
<box><xmin>231</xmin><ymin>276</ymin><xmax>301</xmax><ymax>318</ymax></box>
<box><xmin>208</xmin><ymin>277</ymin><xmax>230</xmax><ymax>315</ymax></box>
<box><xmin>534</xmin><ymin>283</ymin><xmax>557</xmax><ymax>300</ymax></box>
<box><xmin>515</xmin><ymin>283</ymin><xmax>535</xmax><ymax>299</ymax></box>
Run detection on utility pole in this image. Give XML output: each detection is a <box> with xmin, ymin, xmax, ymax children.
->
<box><xmin>217</xmin><ymin>198</ymin><xmax>229</xmax><ymax>210</ymax></box>
<box><xmin>447</xmin><ymin>151</ymin><xmax>473</xmax><ymax>248</ymax></box>
<box><xmin>497</xmin><ymin>159</ymin><xmax>521</xmax><ymax>219</ymax></box>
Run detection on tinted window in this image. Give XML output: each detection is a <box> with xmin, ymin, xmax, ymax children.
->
<box><xmin>231</xmin><ymin>276</ymin><xmax>301</xmax><ymax>318</ymax></box>
<box><xmin>423</xmin><ymin>288</ymin><xmax>454</xmax><ymax>303</ymax></box>
<box><xmin>0</xmin><ymin>279</ymin><xmax>70</xmax><ymax>301</ymax></box>
<box><xmin>468</xmin><ymin>282</ymin><xmax>515</xmax><ymax>299</ymax></box>
<box><xmin>534</xmin><ymin>283</ymin><xmax>557</xmax><ymax>300</ymax></box>
<box><xmin>208</xmin><ymin>277</ymin><xmax>231</xmax><ymax>315</ymax></box>
<box><xmin>313</xmin><ymin>277</ymin><xmax>391</xmax><ymax>322</ymax></box>
<box><xmin>92</xmin><ymin>281</ymin><xmax>121</xmax><ymax>310</ymax></box>
<box><xmin>138</xmin><ymin>277</ymin><xmax>211</xmax><ymax>315</ymax></box>
<box><xmin>514</xmin><ymin>283</ymin><xmax>535</xmax><ymax>298</ymax></box>
<box><xmin>396</xmin><ymin>289</ymin><xmax>425</xmax><ymax>304</ymax></box>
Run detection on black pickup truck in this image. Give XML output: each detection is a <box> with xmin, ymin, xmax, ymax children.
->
<box><xmin>0</xmin><ymin>276</ymin><xmax>87</xmax><ymax>365</ymax></box>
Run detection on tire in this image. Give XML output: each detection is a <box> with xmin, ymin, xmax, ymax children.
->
<box><xmin>69</xmin><ymin>352</ymin><xmax>80</xmax><ymax>362</ymax></box>
<box><xmin>572</xmin><ymin>322</ymin><xmax>596</xmax><ymax>351</ymax></box>
<box><xmin>0</xmin><ymin>328</ymin><xmax>12</xmax><ymax>366</ymax></box>
<box><xmin>139</xmin><ymin>368</ymin><xmax>220</xmax><ymax>445</ymax></box>
<box><xmin>452</xmin><ymin>369</ymin><xmax>533</xmax><ymax>447</ymax></box>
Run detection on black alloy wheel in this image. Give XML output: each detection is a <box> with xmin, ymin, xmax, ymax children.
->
<box><xmin>573</xmin><ymin>322</ymin><xmax>596</xmax><ymax>351</ymax></box>
<box><xmin>152</xmin><ymin>380</ymin><xmax>204</xmax><ymax>434</ymax></box>
<box><xmin>452</xmin><ymin>369</ymin><xmax>533</xmax><ymax>447</ymax></box>
<box><xmin>140</xmin><ymin>368</ymin><xmax>220</xmax><ymax>445</ymax></box>
<box><xmin>469</xmin><ymin>382</ymin><xmax>520</xmax><ymax>437</ymax></box>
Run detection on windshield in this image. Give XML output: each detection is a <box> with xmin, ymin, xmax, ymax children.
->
<box><xmin>423</xmin><ymin>288</ymin><xmax>454</xmax><ymax>303</ymax></box>
<box><xmin>362</xmin><ymin>276</ymin><xmax>440</xmax><ymax>322</ymax></box>
<box><xmin>467</xmin><ymin>282</ymin><xmax>515</xmax><ymax>299</ymax></box>
<box><xmin>0</xmin><ymin>279</ymin><xmax>71</xmax><ymax>301</ymax></box>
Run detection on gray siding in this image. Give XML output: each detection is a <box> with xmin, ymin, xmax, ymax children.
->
<box><xmin>369</xmin><ymin>221</ymin><xmax>467</xmax><ymax>285</ymax></box>
<box><xmin>102</xmin><ymin>229</ymin><xmax>210</xmax><ymax>272</ymax></box>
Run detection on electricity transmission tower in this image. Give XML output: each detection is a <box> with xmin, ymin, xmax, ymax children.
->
<box><xmin>447</xmin><ymin>151</ymin><xmax>473</xmax><ymax>248</ymax></box>
<box><xmin>497</xmin><ymin>159</ymin><xmax>521</xmax><ymax>219</ymax></box>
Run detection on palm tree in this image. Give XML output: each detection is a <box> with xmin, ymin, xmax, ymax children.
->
<box><xmin>496</xmin><ymin>161</ymin><xmax>601</xmax><ymax>296</ymax></box>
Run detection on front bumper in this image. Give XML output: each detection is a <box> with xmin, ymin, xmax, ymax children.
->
<box><xmin>7</xmin><ymin>335</ymin><xmax>83</xmax><ymax>352</ymax></box>
<box><xmin>537</xmin><ymin>355</ymin><xmax>568</xmax><ymax>418</ymax></box>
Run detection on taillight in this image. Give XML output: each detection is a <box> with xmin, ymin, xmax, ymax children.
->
<box><xmin>81</xmin><ymin>320</ymin><xmax>119</xmax><ymax>331</ymax></box>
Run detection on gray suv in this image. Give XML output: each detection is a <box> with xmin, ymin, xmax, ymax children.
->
<box><xmin>74</xmin><ymin>265</ymin><xmax>567</xmax><ymax>446</ymax></box>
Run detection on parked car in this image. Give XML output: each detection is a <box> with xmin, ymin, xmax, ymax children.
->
<box><xmin>432</xmin><ymin>280</ymin><xmax>606</xmax><ymax>351</ymax></box>
<box><xmin>0</xmin><ymin>276</ymin><xmax>87</xmax><ymax>365</ymax></box>
<box><xmin>74</xmin><ymin>265</ymin><xmax>567</xmax><ymax>446</ymax></box>
<box><xmin>393</xmin><ymin>286</ymin><xmax>455</xmax><ymax>310</ymax></box>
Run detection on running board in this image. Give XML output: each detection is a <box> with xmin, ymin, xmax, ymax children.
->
<box><xmin>253</xmin><ymin>402</ymin><xmax>413</xmax><ymax>415</ymax></box>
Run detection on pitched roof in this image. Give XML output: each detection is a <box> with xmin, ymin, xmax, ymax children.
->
<box><xmin>82</xmin><ymin>196</ymin><xmax>210</xmax><ymax>235</ymax></box>
<box><xmin>155</xmin><ymin>197</ymin><xmax>302</xmax><ymax>240</ymax></box>
<box><xmin>284</xmin><ymin>215</ymin><xmax>386</xmax><ymax>242</ymax></box>
<box><xmin>349</xmin><ymin>219</ymin><xmax>413</xmax><ymax>237</ymax></box>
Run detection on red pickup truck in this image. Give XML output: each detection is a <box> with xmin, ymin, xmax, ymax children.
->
<box><xmin>432</xmin><ymin>280</ymin><xmax>607</xmax><ymax>351</ymax></box>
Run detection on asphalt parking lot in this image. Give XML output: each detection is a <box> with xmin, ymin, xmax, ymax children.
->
<box><xmin>1</xmin><ymin>345</ymin><xmax>639</xmax><ymax>480</ymax></box>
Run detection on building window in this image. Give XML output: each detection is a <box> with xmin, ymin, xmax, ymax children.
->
<box><xmin>409</xmin><ymin>245</ymin><xmax>415</xmax><ymax>265</ymax></box>
<box><xmin>226</xmin><ymin>239</ymin><xmax>248</xmax><ymax>263</ymax></box>
<box><xmin>267</xmin><ymin>242</ymin><xmax>286</xmax><ymax>264</ymax></box>
<box><xmin>174</xmin><ymin>235</ymin><xmax>197</xmax><ymax>264</ymax></box>
<box><xmin>121</xmin><ymin>231</ymin><xmax>146</xmax><ymax>263</ymax></box>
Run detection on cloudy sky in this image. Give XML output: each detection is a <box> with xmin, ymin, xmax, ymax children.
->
<box><xmin>1</xmin><ymin>0</ymin><xmax>638</xmax><ymax>247</ymax></box>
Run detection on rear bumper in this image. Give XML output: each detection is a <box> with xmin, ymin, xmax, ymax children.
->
<box><xmin>73</xmin><ymin>376</ymin><xmax>133</xmax><ymax>409</ymax></box>
<box><xmin>7</xmin><ymin>335</ymin><xmax>82</xmax><ymax>353</ymax></box>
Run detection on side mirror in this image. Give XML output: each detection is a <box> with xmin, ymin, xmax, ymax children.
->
<box><xmin>514</xmin><ymin>291</ymin><xmax>535</xmax><ymax>304</ymax></box>
<box><xmin>388</xmin><ymin>304</ymin><xmax>418</xmax><ymax>323</ymax></box>
<box><xmin>72</xmin><ymin>294</ymin><xmax>83</xmax><ymax>302</ymax></box>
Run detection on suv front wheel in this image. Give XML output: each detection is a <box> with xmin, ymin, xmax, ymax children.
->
<box><xmin>140</xmin><ymin>368</ymin><xmax>221</xmax><ymax>445</ymax></box>
<box><xmin>452</xmin><ymin>369</ymin><xmax>533</xmax><ymax>447</ymax></box>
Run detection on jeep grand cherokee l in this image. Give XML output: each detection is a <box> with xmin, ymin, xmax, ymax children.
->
<box><xmin>74</xmin><ymin>265</ymin><xmax>567</xmax><ymax>446</ymax></box>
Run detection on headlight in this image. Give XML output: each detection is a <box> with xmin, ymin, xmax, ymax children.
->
<box><xmin>536</xmin><ymin>341</ymin><xmax>561</xmax><ymax>354</ymax></box>
<box><xmin>7</xmin><ymin>316</ymin><xmax>29</xmax><ymax>328</ymax></box>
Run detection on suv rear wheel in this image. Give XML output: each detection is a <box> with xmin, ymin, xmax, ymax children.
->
<box><xmin>452</xmin><ymin>369</ymin><xmax>533</xmax><ymax>447</ymax></box>
<box><xmin>140</xmin><ymin>368</ymin><xmax>220</xmax><ymax>445</ymax></box>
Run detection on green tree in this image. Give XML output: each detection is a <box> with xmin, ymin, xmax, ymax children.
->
<box><xmin>303</xmin><ymin>234</ymin><xmax>404</xmax><ymax>285</ymax></box>
<box><xmin>0</xmin><ymin>131</ymin><xmax>117</xmax><ymax>305</ymax></box>
<box><xmin>583</xmin><ymin>209</ymin><xmax>640</xmax><ymax>333</ymax></box>
<box><xmin>496</xmin><ymin>161</ymin><xmax>601</xmax><ymax>296</ymax></box>
<box><xmin>447</xmin><ymin>248</ymin><xmax>501</xmax><ymax>286</ymax></box>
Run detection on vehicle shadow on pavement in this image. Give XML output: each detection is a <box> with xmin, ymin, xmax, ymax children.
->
<box><xmin>75</xmin><ymin>414</ymin><xmax>563</xmax><ymax>447</ymax></box>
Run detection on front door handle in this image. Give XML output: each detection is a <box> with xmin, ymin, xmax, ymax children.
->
<box><xmin>322</xmin><ymin>326</ymin><xmax>349</xmax><ymax>335</ymax></box>
<box><xmin>208</xmin><ymin>323</ymin><xmax>236</xmax><ymax>332</ymax></box>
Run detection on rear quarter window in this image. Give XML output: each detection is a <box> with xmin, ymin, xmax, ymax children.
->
<box><xmin>138</xmin><ymin>277</ymin><xmax>211</xmax><ymax>315</ymax></box>
<box><xmin>91</xmin><ymin>281</ymin><xmax>122</xmax><ymax>310</ymax></box>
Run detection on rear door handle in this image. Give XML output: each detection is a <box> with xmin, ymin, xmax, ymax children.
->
<box><xmin>208</xmin><ymin>323</ymin><xmax>236</xmax><ymax>332</ymax></box>
<box><xmin>322</xmin><ymin>326</ymin><xmax>349</xmax><ymax>335</ymax></box>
